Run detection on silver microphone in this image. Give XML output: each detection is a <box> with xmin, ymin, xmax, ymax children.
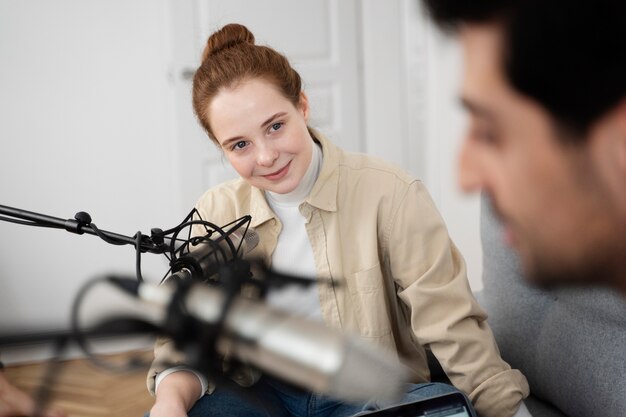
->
<box><xmin>138</xmin><ymin>281</ymin><xmax>409</xmax><ymax>402</ymax></box>
<box><xmin>167</xmin><ymin>228</ymin><xmax>260</xmax><ymax>282</ymax></box>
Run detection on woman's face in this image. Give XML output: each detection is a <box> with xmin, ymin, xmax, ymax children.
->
<box><xmin>207</xmin><ymin>78</ymin><xmax>313</xmax><ymax>194</ymax></box>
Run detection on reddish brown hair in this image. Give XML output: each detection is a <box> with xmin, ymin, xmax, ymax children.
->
<box><xmin>192</xmin><ymin>23</ymin><xmax>303</xmax><ymax>143</ymax></box>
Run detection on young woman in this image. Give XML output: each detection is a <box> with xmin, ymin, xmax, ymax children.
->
<box><xmin>146</xmin><ymin>23</ymin><xmax>531</xmax><ymax>417</ymax></box>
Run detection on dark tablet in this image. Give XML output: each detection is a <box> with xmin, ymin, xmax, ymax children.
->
<box><xmin>357</xmin><ymin>391</ymin><xmax>476</xmax><ymax>417</ymax></box>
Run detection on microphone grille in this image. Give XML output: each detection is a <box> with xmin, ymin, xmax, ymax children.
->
<box><xmin>243</xmin><ymin>228</ymin><xmax>260</xmax><ymax>253</ymax></box>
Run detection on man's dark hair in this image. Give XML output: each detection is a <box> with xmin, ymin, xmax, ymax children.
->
<box><xmin>423</xmin><ymin>0</ymin><xmax>626</xmax><ymax>141</ymax></box>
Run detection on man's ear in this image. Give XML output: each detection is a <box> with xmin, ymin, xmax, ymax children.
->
<box><xmin>612</xmin><ymin>98</ymin><xmax>626</xmax><ymax>175</ymax></box>
<box><xmin>587</xmin><ymin>98</ymin><xmax>626</xmax><ymax>208</ymax></box>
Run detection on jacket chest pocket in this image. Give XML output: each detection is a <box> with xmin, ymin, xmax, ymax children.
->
<box><xmin>349</xmin><ymin>264</ymin><xmax>393</xmax><ymax>338</ymax></box>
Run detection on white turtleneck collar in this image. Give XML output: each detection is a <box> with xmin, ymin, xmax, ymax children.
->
<box><xmin>265</xmin><ymin>141</ymin><xmax>323</xmax><ymax>206</ymax></box>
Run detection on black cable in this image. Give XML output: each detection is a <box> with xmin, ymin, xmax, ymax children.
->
<box><xmin>70</xmin><ymin>276</ymin><xmax>155</xmax><ymax>373</ymax></box>
<box><xmin>32</xmin><ymin>335</ymin><xmax>68</xmax><ymax>417</ymax></box>
<box><xmin>70</xmin><ymin>276</ymin><xmax>114</xmax><ymax>370</ymax></box>
<box><xmin>89</xmin><ymin>222</ymin><xmax>128</xmax><ymax>246</ymax></box>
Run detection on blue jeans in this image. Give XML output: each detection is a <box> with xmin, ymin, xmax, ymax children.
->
<box><xmin>184</xmin><ymin>376</ymin><xmax>472</xmax><ymax>417</ymax></box>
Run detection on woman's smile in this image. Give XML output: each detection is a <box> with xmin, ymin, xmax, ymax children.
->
<box><xmin>261</xmin><ymin>161</ymin><xmax>291</xmax><ymax>181</ymax></box>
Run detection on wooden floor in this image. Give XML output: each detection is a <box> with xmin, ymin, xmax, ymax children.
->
<box><xmin>3</xmin><ymin>350</ymin><xmax>154</xmax><ymax>417</ymax></box>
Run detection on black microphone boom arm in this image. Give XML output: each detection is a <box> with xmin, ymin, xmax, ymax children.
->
<box><xmin>0</xmin><ymin>204</ymin><xmax>164</xmax><ymax>253</ymax></box>
<box><xmin>0</xmin><ymin>203</ymin><xmax>253</xmax><ymax>283</ymax></box>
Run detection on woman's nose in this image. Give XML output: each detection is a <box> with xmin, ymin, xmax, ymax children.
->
<box><xmin>256</xmin><ymin>141</ymin><xmax>279</xmax><ymax>167</ymax></box>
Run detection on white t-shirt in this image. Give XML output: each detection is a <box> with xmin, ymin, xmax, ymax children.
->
<box><xmin>265</xmin><ymin>142</ymin><xmax>323</xmax><ymax>320</ymax></box>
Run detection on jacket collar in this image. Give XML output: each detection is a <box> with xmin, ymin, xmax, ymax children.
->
<box><xmin>306</xmin><ymin>129</ymin><xmax>339</xmax><ymax>212</ymax></box>
<box><xmin>248</xmin><ymin>186</ymin><xmax>276</xmax><ymax>228</ymax></box>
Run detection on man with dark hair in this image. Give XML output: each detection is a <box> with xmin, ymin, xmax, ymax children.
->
<box><xmin>422</xmin><ymin>0</ymin><xmax>626</xmax><ymax>293</ymax></box>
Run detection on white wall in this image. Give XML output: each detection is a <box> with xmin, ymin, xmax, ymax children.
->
<box><xmin>0</xmin><ymin>0</ymin><xmax>180</xmax><ymax>359</ymax></box>
<box><xmin>422</xmin><ymin>21</ymin><xmax>483</xmax><ymax>291</ymax></box>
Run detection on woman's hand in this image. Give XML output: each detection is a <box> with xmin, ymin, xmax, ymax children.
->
<box><xmin>148</xmin><ymin>370</ymin><xmax>203</xmax><ymax>417</ymax></box>
<box><xmin>148</xmin><ymin>400</ymin><xmax>189</xmax><ymax>417</ymax></box>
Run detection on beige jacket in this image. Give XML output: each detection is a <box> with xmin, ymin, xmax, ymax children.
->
<box><xmin>148</xmin><ymin>131</ymin><xmax>529</xmax><ymax>417</ymax></box>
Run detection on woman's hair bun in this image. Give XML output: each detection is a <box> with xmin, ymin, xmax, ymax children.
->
<box><xmin>201</xmin><ymin>23</ymin><xmax>255</xmax><ymax>62</ymax></box>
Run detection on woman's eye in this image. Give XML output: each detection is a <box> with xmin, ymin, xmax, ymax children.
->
<box><xmin>270</xmin><ymin>122</ymin><xmax>283</xmax><ymax>132</ymax></box>
<box><xmin>232</xmin><ymin>141</ymin><xmax>248</xmax><ymax>150</ymax></box>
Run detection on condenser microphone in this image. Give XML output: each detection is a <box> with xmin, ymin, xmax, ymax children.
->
<box><xmin>167</xmin><ymin>228</ymin><xmax>260</xmax><ymax>282</ymax></box>
<box><xmin>134</xmin><ymin>280</ymin><xmax>409</xmax><ymax>403</ymax></box>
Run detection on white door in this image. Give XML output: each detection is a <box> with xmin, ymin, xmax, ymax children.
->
<box><xmin>166</xmin><ymin>0</ymin><xmax>363</xmax><ymax>207</ymax></box>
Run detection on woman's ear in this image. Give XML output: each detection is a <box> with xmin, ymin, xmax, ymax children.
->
<box><xmin>298</xmin><ymin>91</ymin><xmax>310</xmax><ymax>122</ymax></box>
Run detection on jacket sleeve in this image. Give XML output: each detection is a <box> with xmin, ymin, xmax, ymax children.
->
<box><xmin>387</xmin><ymin>180</ymin><xmax>529</xmax><ymax>417</ymax></box>
<box><xmin>146</xmin><ymin>336</ymin><xmax>192</xmax><ymax>396</ymax></box>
